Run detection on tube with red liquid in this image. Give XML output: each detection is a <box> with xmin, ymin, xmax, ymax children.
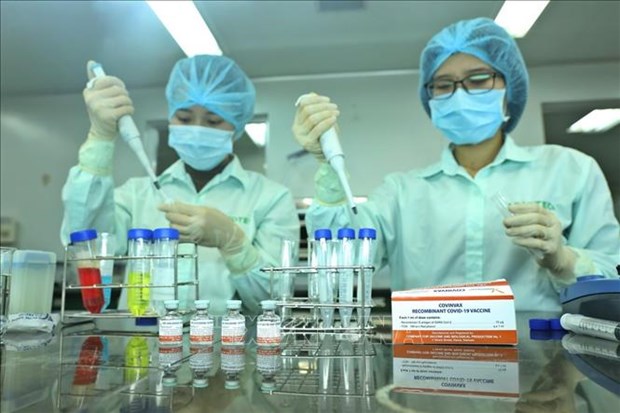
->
<box><xmin>70</xmin><ymin>229</ymin><xmax>104</xmax><ymax>313</ymax></box>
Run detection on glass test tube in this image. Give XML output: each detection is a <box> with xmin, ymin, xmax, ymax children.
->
<box><xmin>356</xmin><ymin>228</ymin><xmax>376</xmax><ymax>326</ymax></box>
<box><xmin>336</xmin><ymin>228</ymin><xmax>355</xmax><ymax>328</ymax></box>
<box><xmin>127</xmin><ymin>228</ymin><xmax>153</xmax><ymax>316</ymax></box>
<box><xmin>69</xmin><ymin>229</ymin><xmax>104</xmax><ymax>314</ymax></box>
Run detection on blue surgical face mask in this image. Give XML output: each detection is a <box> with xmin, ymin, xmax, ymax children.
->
<box><xmin>168</xmin><ymin>125</ymin><xmax>234</xmax><ymax>171</ymax></box>
<box><xmin>430</xmin><ymin>88</ymin><xmax>509</xmax><ymax>145</ymax></box>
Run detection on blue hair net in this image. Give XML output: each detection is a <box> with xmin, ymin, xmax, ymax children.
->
<box><xmin>419</xmin><ymin>17</ymin><xmax>529</xmax><ymax>133</ymax></box>
<box><xmin>166</xmin><ymin>55</ymin><xmax>256</xmax><ymax>138</ymax></box>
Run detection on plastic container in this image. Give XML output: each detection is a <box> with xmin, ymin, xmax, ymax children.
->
<box><xmin>337</xmin><ymin>228</ymin><xmax>356</xmax><ymax>328</ymax></box>
<box><xmin>98</xmin><ymin>233</ymin><xmax>115</xmax><ymax>311</ymax></box>
<box><xmin>70</xmin><ymin>229</ymin><xmax>104</xmax><ymax>314</ymax></box>
<box><xmin>127</xmin><ymin>228</ymin><xmax>153</xmax><ymax>316</ymax></box>
<box><xmin>313</xmin><ymin>229</ymin><xmax>335</xmax><ymax>327</ymax></box>
<box><xmin>357</xmin><ymin>228</ymin><xmax>376</xmax><ymax>326</ymax></box>
<box><xmin>8</xmin><ymin>250</ymin><xmax>56</xmax><ymax>314</ymax></box>
<box><xmin>151</xmin><ymin>228</ymin><xmax>179</xmax><ymax>316</ymax></box>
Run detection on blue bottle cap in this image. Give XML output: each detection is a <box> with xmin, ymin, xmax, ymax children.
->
<box><xmin>530</xmin><ymin>330</ymin><xmax>552</xmax><ymax>341</ymax></box>
<box><xmin>135</xmin><ymin>317</ymin><xmax>158</xmax><ymax>326</ymax></box>
<box><xmin>128</xmin><ymin>228</ymin><xmax>153</xmax><ymax>240</ymax></box>
<box><xmin>337</xmin><ymin>228</ymin><xmax>355</xmax><ymax>240</ymax></box>
<box><xmin>358</xmin><ymin>228</ymin><xmax>377</xmax><ymax>239</ymax></box>
<box><xmin>529</xmin><ymin>318</ymin><xmax>550</xmax><ymax>330</ymax></box>
<box><xmin>551</xmin><ymin>330</ymin><xmax>568</xmax><ymax>340</ymax></box>
<box><xmin>314</xmin><ymin>229</ymin><xmax>332</xmax><ymax>240</ymax></box>
<box><xmin>69</xmin><ymin>229</ymin><xmax>98</xmax><ymax>243</ymax></box>
<box><xmin>549</xmin><ymin>318</ymin><xmax>565</xmax><ymax>331</ymax></box>
<box><xmin>576</xmin><ymin>275</ymin><xmax>606</xmax><ymax>282</ymax></box>
<box><xmin>153</xmin><ymin>228</ymin><xmax>180</xmax><ymax>240</ymax></box>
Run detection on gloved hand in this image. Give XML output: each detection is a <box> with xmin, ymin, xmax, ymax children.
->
<box><xmin>292</xmin><ymin>93</ymin><xmax>340</xmax><ymax>162</ymax></box>
<box><xmin>83</xmin><ymin>60</ymin><xmax>134</xmax><ymax>141</ymax></box>
<box><xmin>504</xmin><ymin>203</ymin><xmax>576</xmax><ymax>276</ymax></box>
<box><xmin>158</xmin><ymin>202</ymin><xmax>249</xmax><ymax>257</ymax></box>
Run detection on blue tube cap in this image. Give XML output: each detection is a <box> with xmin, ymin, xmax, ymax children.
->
<box><xmin>135</xmin><ymin>317</ymin><xmax>158</xmax><ymax>326</ymax></box>
<box><xmin>576</xmin><ymin>275</ymin><xmax>606</xmax><ymax>282</ymax></box>
<box><xmin>358</xmin><ymin>228</ymin><xmax>377</xmax><ymax>239</ymax></box>
<box><xmin>549</xmin><ymin>318</ymin><xmax>565</xmax><ymax>331</ymax></box>
<box><xmin>153</xmin><ymin>228</ymin><xmax>180</xmax><ymax>240</ymax></box>
<box><xmin>128</xmin><ymin>228</ymin><xmax>153</xmax><ymax>240</ymax></box>
<box><xmin>529</xmin><ymin>318</ymin><xmax>550</xmax><ymax>330</ymax></box>
<box><xmin>530</xmin><ymin>330</ymin><xmax>552</xmax><ymax>341</ymax></box>
<box><xmin>314</xmin><ymin>229</ymin><xmax>332</xmax><ymax>240</ymax></box>
<box><xmin>337</xmin><ymin>228</ymin><xmax>356</xmax><ymax>239</ymax></box>
<box><xmin>70</xmin><ymin>229</ymin><xmax>98</xmax><ymax>243</ymax></box>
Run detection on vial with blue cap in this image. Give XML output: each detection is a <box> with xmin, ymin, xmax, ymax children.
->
<box><xmin>127</xmin><ymin>228</ymin><xmax>153</xmax><ymax>316</ymax></box>
<box><xmin>151</xmin><ymin>228</ymin><xmax>180</xmax><ymax>316</ymax></box>
<box><xmin>357</xmin><ymin>228</ymin><xmax>376</xmax><ymax>326</ymax></box>
<box><xmin>336</xmin><ymin>228</ymin><xmax>356</xmax><ymax>328</ymax></box>
<box><xmin>313</xmin><ymin>229</ymin><xmax>335</xmax><ymax>328</ymax></box>
<box><xmin>69</xmin><ymin>229</ymin><xmax>104</xmax><ymax>314</ymax></box>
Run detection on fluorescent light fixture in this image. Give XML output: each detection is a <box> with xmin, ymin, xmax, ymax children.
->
<box><xmin>567</xmin><ymin>109</ymin><xmax>620</xmax><ymax>134</ymax></box>
<box><xmin>495</xmin><ymin>0</ymin><xmax>550</xmax><ymax>38</ymax></box>
<box><xmin>146</xmin><ymin>1</ymin><xmax>221</xmax><ymax>56</ymax></box>
<box><xmin>244</xmin><ymin>122</ymin><xmax>267</xmax><ymax>147</ymax></box>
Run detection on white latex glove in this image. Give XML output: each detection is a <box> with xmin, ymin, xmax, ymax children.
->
<box><xmin>292</xmin><ymin>93</ymin><xmax>340</xmax><ymax>162</ymax></box>
<box><xmin>504</xmin><ymin>203</ymin><xmax>576</xmax><ymax>276</ymax></box>
<box><xmin>158</xmin><ymin>202</ymin><xmax>247</xmax><ymax>257</ymax></box>
<box><xmin>83</xmin><ymin>60</ymin><xmax>134</xmax><ymax>141</ymax></box>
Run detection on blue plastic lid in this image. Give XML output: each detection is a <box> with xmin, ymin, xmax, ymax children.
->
<box><xmin>70</xmin><ymin>229</ymin><xmax>98</xmax><ymax>243</ymax></box>
<box><xmin>577</xmin><ymin>275</ymin><xmax>606</xmax><ymax>282</ymax></box>
<box><xmin>530</xmin><ymin>330</ymin><xmax>552</xmax><ymax>341</ymax></box>
<box><xmin>529</xmin><ymin>318</ymin><xmax>550</xmax><ymax>330</ymax></box>
<box><xmin>154</xmin><ymin>228</ymin><xmax>180</xmax><ymax>240</ymax></box>
<box><xmin>551</xmin><ymin>330</ymin><xmax>568</xmax><ymax>340</ymax></box>
<box><xmin>337</xmin><ymin>228</ymin><xmax>355</xmax><ymax>240</ymax></box>
<box><xmin>549</xmin><ymin>318</ymin><xmax>565</xmax><ymax>331</ymax></box>
<box><xmin>314</xmin><ymin>229</ymin><xmax>332</xmax><ymax>240</ymax></box>
<box><xmin>128</xmin><ymin>228</ymin><xmax>153</xmax><ymax>240</ymax></box>
<box><xmin>135</xmin><ymin>317</ymin><xmax>158</xmax><ymax>326</ymax></box>
<box><xmin>358</xmin><ymin>228</ymin><xmax>377</xmax><ymax>239</ymax></box>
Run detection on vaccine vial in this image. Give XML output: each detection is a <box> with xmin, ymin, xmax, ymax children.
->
<box><xmin>257</xmin><ymin>300</ymin><xmax>281</xmax><ymax>347</ymax></box>
<box><xmin>257</xmin><ymin>346</ymin><xmax>281</xmax><ymax>393</ymax></box>
<box><xmin>190</xmin><ymin>345</ymin><xmax>214</xmax><ymax>388</ymax></box>
<box><xmin>151</xmin><ymin>228</ymin><xmax>179</xmax><ymax>315</ymax></box>
<box><xmin>336</xmin><ymin>228</ymin><xmax>356</xmax><ymax>328</ymax></box>
<box><xmin>159</xmin><ymin>343</ymin><xmax>183</xmax><ymax>387</ymax></box>
<box><xmin>127</xmin><ymin>228</ymin><xmax>153</xmax><ymax>316</ymax></box>
<box><xmin>221</xmin><ymin>300</ymin><xmax>245</xmax><ymax>346</ymax></box>
<box><xmin>69</xmin><ymin>229</ymin><xmax>104</xmax><ymax>314</ymax></box>
<box><xmin>159</xmin><ymin>300</ymin><xmax>183</xmax><ymax>346</ymax></box>
<box><xmin>190</xmin><ymin>300</ymin><xmax>214</xmax><ymax>346</ymax></box>
<box><xmin>357</xmin><ymin>228</ymin><xmax>377</xmax><ymax>326</ymax></box>
<box><xmin>221</xmin><ymin>345</ymin><xmax>245</xmax><ymax>390</ymax></box>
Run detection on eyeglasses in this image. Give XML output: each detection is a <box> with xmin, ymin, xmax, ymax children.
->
<box><xmin>426</xmin><ymin>72</ymin><xmax>502</xmax><ymax>100</ymax></box>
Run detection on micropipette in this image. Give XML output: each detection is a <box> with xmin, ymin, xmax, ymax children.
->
<box><xmin>296</xmin><ymin>94</ymin><xmax>357</xmax><ymax>214</ymax></box>
<box><xmin>89</xmin><ymin>62</ymin><xmax>173</xmax><ymax>203</ymax></box>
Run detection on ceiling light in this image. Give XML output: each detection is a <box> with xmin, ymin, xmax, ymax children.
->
<box><xmin>146</xmin><ymin>1</ymin><xmax>221</xmax><ymax>56</ymax></box>
<box><xmin>567</xmin><ymin>109</ymin><xmax>620</xmax><ymax>134</ymax></box>
<box><xmin>495</xmin><ymin>0</ymin><xmax>550</xmax><ymax>38</ymax></box>
<box><xmin>244</xmin><ymin>122</ymin><xmax>267</xmax><ymax>147</ymax></box>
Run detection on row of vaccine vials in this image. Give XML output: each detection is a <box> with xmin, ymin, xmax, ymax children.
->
<box><xmin>299</xmin><ymin>227</ymin><xmax>376</xmax><ymax>328</ymax></box>
<box><xmin>159</xmin><ymin>299</ymin><xmax>281</xmax><ymax>348</ymax></box>
<box><xmin>69</xmin><ymin>228</ymin><xmax>184</xmax><ymax>316</ymax></box>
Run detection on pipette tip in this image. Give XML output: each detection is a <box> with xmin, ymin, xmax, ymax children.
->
<box><xmin>153</xmin><ymin>181</ymin><xmax>161</xmax><ymax>190</ymax></box>
<box><xmin>352</xmin><ymin>206</ymin><xmax>358</xmax><ymax>215</ymax></box>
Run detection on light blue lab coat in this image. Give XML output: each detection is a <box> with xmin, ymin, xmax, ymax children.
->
<box><xmin>61</xmin><ymin>140</ymin><xmax>300</xmax><ymax>315</ymax></box>
<box><xmin>306</xmin><ymin>137</ymin><xmax>620</xmax><ymax>311</ymax></box>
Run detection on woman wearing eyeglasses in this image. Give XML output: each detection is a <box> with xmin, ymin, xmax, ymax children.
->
<box><xmin>292</xmin><ymin>18</ymin><xmax>619</xmax><ymax>311</ymax></box>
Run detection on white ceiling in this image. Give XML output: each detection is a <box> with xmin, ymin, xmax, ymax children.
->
<box><xmin>1</xmin><ymin>0</ymin><xmax>619</xmax><ymax>96</ymax></box>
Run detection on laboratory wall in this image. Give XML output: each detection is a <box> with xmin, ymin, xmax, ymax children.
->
<box><xmin>0</xmin><ymin>61</ymin><xmax>618</xmax><ymax>257</ymax></box>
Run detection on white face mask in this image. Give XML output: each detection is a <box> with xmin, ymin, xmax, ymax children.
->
<box><xmin>168</xmin><ymin>125</ymin><xmax>234</xmax><ymax>171</ymax></box>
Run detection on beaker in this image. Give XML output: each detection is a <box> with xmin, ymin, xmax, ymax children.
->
<box><xmin>0</xmin><ymin>247</ymin><xmax>16</xmax><ymax>338</ymax></box>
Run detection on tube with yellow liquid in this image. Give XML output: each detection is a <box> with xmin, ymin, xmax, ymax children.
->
<box><xmin>127</xmin><ymin>229</ymin><xmax>153</xmax><ymax>316</ymax></box>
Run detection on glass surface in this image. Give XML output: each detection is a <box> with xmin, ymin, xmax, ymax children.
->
<box><xmin>1</xmin><ymin>312</ymin><xmax>619</xmax><ymax>413</ymax></box>
<box><xmin>0</xmin><ymin>247</ymin><xmax>15</xmax><ymax>339</ymax></box>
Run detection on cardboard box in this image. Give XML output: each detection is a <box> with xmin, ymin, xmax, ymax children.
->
<box><xmin>391</xmin><ymin>279</ymin><xmax>517</xmax><ymax>345</ymax></box>
<box><xmin>393</xmin><ymin>344</ymin><xmax>519</xmax><ymax>399</ymax></box>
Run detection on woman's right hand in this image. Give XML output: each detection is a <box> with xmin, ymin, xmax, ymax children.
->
<box><xmin>292</xmin><ymin>93</ymin><xmax>340</xmax><ymax>162</ymax></box>
<box><xmin>83</xmin><ymin>60</ymin><xmax>134</xmax><ymax>141</ymax></box>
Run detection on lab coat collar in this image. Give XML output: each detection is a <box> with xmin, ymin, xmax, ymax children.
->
<box><xmin>417</xmin><ymin>135</ymin><xmax>537</xmax><ymax>179</ymax></box>
<box><xmin>158</xmin><ymin>155</ymin><xmax>249</xmax><ymax>190</ymax></box>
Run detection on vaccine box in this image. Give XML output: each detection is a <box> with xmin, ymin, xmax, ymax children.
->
<box><xmin>391</xmin><ymin>279</ymin><xmax>517</xmax><ymax>345</ymax></box>
<box><xmin>393</xmin><ymin>344</ymin><xmax>519</xmax><ymax>399</ymax></box>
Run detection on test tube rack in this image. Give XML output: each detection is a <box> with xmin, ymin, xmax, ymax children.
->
<box><xmin>261</xmin><ymin>265</ymin><xmax>376</xmax><ymax>336</ymax></box>
<box><xmin>60</xmin><ymin>243</ymin><xmax>200</xmax><ymax>328</ymax></box>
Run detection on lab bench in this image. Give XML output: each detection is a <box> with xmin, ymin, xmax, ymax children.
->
<box><xmin>1</xmin><ymin>312</ymin><xmax>619</xmax><ymax>413</ymax></box>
